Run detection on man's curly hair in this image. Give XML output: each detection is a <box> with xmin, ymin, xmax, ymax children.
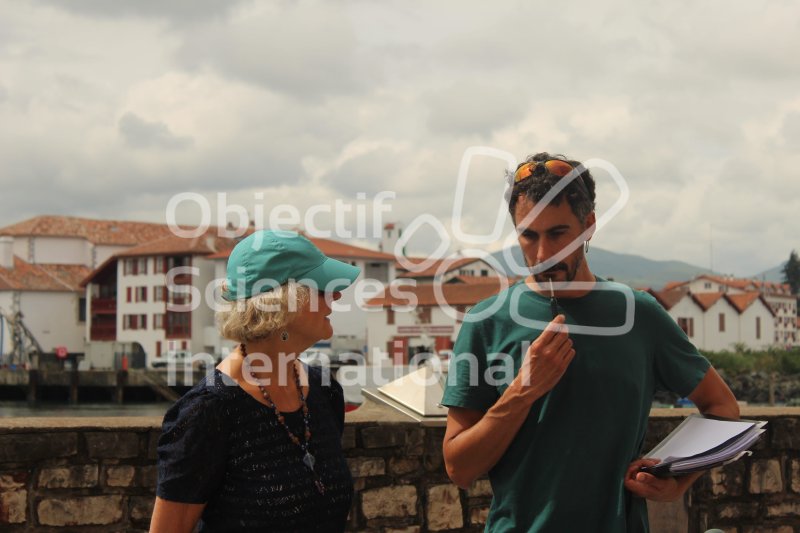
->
<box><xmin>507</xmin><ymin>152</ymin><xmax>596</xmax><ymax>223</ymax></box>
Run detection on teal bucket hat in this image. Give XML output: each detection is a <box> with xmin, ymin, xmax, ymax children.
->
<box><xmin>224</xmin><ymin>230</ymin><xmax>361</xmax><ymax>301</ymax></box>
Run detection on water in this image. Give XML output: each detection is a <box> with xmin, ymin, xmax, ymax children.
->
<box><xmin>0</xmin><ymin>401</ymin><xmax>172</xmax><ymax>418</ymax></box>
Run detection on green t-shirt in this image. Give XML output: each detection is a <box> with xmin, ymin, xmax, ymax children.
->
<box><xmin>441</xmin><ymin>279</ymin><xmax>710</xmax><ymax>533</ymax></box>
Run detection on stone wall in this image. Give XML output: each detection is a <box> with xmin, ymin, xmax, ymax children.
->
<box><xmin>0</xmin><ymin>407</ymin><xmax>799</xmax><ymax>532</ymax></box>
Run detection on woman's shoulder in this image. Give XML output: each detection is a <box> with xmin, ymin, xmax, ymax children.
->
<box><xmin>161</xmin><ymin>370</ymin><xmax>239</xmax><ymax>429</ymax></box>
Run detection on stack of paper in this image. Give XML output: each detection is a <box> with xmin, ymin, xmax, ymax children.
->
<box><xmin>640</xmin><ymin>414</ymin><xmax>767</xmax><ymax>477</ymax></box>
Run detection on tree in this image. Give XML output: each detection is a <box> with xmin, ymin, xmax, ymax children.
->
<box><xmin>782</xmin><ymin>249</ymin><xmax>800</xmax><ymax>296</ymax></box>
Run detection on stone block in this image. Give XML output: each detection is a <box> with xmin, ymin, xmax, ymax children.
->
<box><xmin>791</xmin><ymin>459</ymin><xmax>800</xmax><ymax>493</ymax></box>
<box><xmin>426</xmin><ymin>484</ymin><xmax>462</xmax><ymax>531</ymax></box>
<box><xmin>0</xmin><ymin>490</ymin><xmax>27</xmax><ymax>524</ymax></box>
<box><xmin>37</xmin><ymin>495</ymin><xmax>124</xmax><ymax>526</ymax></box>
<box><xmin>716</xmin><ymin>502</ymin><xmax>758</xmax><ymax>520</ymax></box>
<box><xmin>361</xmin><ymin>426</ymin><xmax>405</xmax><ymax>449</ymax></box>
<box><xmin>38</xmin><ymin>465</ymin><xmax>98</xmax><ymax>489</ymax></box>
<box><xmin>0</xmin><ymin>472</ymin><xmax>27</xmax><ymax>491</ymax></box>
<box><xmin>348</xmin><ymin>457</ymin><xmax>385</xmax><ymax>478</ymax></box>
<box><xmin>708</xmin><ymin>464</ymin><xmax>743</xmax><ymax>496</ymax></box>
<box><xmin>766</xmin><ymin>501</ymin><xmax>800</xmax><ymax>518</ymax></box>
<box><xmin>742</xmin><ymin>527</ymin><xmax>793</xmax><ymax>533</ymax></box>
<box><xmin>85</xmin><ymin>432</ymin><xmax>139</xmax><ymax>458</ymax></box>
<box><xmin>106</xmin><ymin>466</ymin><xmax>136</xmax><ymax>487</ymax></box>
<box><xmin>405</xmin><ymin>428</ymin><xmax>424</xmax><ymax>455</ymax></box>
<box><xmin>770</xmin><ymin>418</ymin><xmax>800</xmax><ymax>449</ymax></box>
<box><xmin>147</xmin><ymin>430</ymin><xmax>160</xmax><ymax>460</ymax></box>
<box><xmin>749</xmin><ymin>459</ymin><xmax>783</xmax><ymax>494</ymax></box>
<box><xmin>0</xmin><ymin>433</ymin><xmax>77</xmax><ymax>462</ymax></box>
<box><xmin>129</xmin><ymin>495</ymin><xmax>155</xmax><ymax>523</ymax></box>
<box><xmin>468</xmin><ymin>479</ymin><xmax>492</xmax><ymax>498</ymax></box>
<box><xmin>341</xmin><ymin>426</ymin><xmax>356</xmax><ymax>450</ymax></box>
<box><xmin>389</xmin><ymin>457</ymin><xmax>420</xmax><ymax>476</ymax></box>
<box><xmin>470</xmin><ymin>506</ymin><xmax>489</xmax><ymax>525</ymax></box>
<box><xmin>138</xmin><ymin>465</ymin><xmax>158</xmax><ymax>488</ymax></box>
<box><xmin>362</xmin><ymin>485</ymin><xmax>417</xmax><ymax>519</ymax></box>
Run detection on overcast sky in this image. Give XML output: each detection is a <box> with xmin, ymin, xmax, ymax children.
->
<box><xmin>1</xmin><ymin>0</ymin><xmax>798</xmax><ymax>277</ymax></box>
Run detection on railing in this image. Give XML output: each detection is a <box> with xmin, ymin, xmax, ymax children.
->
<box><xmin>90</xmin><ymin>324</ymin><xmax>116</xmax><ymax>340</ymax></box>
<box><xmin>90</xmin><ymin>298</ymin><xmax>116</xmax><ymax>313</ymax></box>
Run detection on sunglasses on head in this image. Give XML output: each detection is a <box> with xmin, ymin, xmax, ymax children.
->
<box><xmin>513</xmin><ymin>159</ymin><xmax>575</xmax><ymax>184</ymax></box>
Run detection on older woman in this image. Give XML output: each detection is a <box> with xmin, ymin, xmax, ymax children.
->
<box><xmin>150</xmin><ymin>230</ymin><xmax>359</xmax><ymax>532</ymax></box>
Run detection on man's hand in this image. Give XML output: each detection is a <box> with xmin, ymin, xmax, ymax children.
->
<box><xmin>624</xmin><ymin>458</ymin><xmax>693</xmax><ymax>502</ymax></box>
<box><xmin>516</xmin><ymin>314</ymin><xmax>575</xmax><ymax>400</ymax></box>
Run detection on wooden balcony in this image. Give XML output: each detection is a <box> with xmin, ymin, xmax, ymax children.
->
<box><xmin>90</xmin><ymin>324</ymin><xmax>117</xmax><ymax>341</ymax></box>
<box><xmin>91</xmin><ymin>298</ymin><xmax>116</xmax><ymax>314</ymax></box>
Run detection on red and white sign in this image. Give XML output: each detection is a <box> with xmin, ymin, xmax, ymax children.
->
<box><xmin>55</xmin><ymin>346</ymin><xmax>68</xmax><ymax>359</ymax></box>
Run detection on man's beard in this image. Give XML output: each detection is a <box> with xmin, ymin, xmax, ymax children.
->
<box><xmin>531</xmin><ymin>254</ymin><xmax>584</xmax><ymax>284</ymax></box>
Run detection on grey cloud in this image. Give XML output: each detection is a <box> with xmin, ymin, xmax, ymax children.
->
<box><xmin>118</xmin><ymin>112</ymin><xmax>194</xmax><ymax>151</ymax></box>
<box><xmin>325</xmin><ymin>147</ymin><xmax>405</xmax><ymax>196</ymax></box>
<box><xmin>780</xmin><ymin>112</ymin><xmax>800</xmax><ymax>146</ymax></box>
<box><xmin>424</xmin><ymin>82</ymin><xmax>524</xmax><ymax>137</ymax></box>
<box><xmin>175</xmin><ymin>3</ymin><xmax>373</xmax><ymax>101</ymax></box>
<box><xmin>36</xmin><ymin>0</ymin><xmax>239</xmax><ymax>24</ymax></box>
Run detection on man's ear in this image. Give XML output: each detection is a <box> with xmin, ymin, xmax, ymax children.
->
<box><xmin>584</xmin><ymin>211</ymin><xmax>597</xmax><ymax>239</ymax></box>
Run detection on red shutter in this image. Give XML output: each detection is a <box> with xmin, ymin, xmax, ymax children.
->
<box><xmin>126</xmin><ymin>287</ymin><xmax>132</xmax><ymax>303</ymax></box>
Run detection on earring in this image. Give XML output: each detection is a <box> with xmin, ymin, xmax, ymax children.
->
<box><xmin>280</xmin><ymin>330</ymin><xmax>289</xmax><ymax>341</ymax></box>
<box><xmin>584</xmin><ymin>240</ymin><xmax>590</xmax><ymax>254</ymax></box>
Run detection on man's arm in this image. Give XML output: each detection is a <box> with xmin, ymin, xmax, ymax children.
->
<box><xmin>624</xmin><ymin>366</ymin><xmax>739</xmax><ymax>501</ymax></box>
<box><xmin>443</xmin><ymin>315</ymin><xmax>574</xmax><ymax>488</ymax></box>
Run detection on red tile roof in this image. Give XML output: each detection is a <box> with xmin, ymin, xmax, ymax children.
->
<box><xmin>646</xmin><ymin>288</ymin><xmax>688</xmax><ymax>310</ymax></box>
<box><xmin>396</xmin><ymin>257</ymin><xmax>487</xmax><ymax>278</ymax></box>
<box><xmin>116</xmin><ymin>233</ymin><xmax>236</xmax><ymax>258</ymax></box>
<box><xmin>0</xmin><ymin>257</ymin><xmax>88</xmax><ymax>292</ymax></box>
<box><xmin>0</xmin><ymin>216</ymin><xmax>181</xmax><ymax>246</ymax></box>
<box><xmin>691</xmin><ymin>292</ymin><xmax>725</xmax><ymax>311</ymax></box>
<box><xmin>365</xmin><ymin>278</ymin><xmax>510</xmax><ymax>307</ymax></box>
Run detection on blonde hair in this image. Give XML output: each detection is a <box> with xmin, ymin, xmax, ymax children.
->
<box><xmin>216</xmin><ymin>282</ymin><xmax>310</xmax><ymax>343</ymax></box>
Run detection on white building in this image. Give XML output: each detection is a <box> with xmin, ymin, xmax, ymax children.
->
<box><xmin>663</xmin><ymin>274</ymin><xmax>797</xmax><ymax>347</ymax></box>
<box><xmin>649</xmin><ymin>288</ymin><xmax>777</xmax><ymax>351</ymax></box>
<box><xmin>0</xmin><ymin>216</ymin><xmax>175</xmax><ymax>361</ymax></box>
<box><xmin>82</xmin><ymin>232</ymin><xmax>233</xmax><ymax>368</ymax></box>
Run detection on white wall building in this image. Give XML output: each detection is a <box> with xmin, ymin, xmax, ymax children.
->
<box><xmin>0</xmin><ymin>216</ymin><xmax>177</xmax><ymax>362</ymax></box>
<box><xmin>664</xmin><ymin>274</ymin><xmax>796</xmax><ymax>347</ymax></box>
<box><xmin>649</xmin><ymin>288</ymin><xmax>777</xmax><ymax>351</ymax></box>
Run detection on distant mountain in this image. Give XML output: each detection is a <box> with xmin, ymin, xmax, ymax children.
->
<box><xmin>751</xmin><ymin>262</ymin><xmax>787</xmax><ymax>283</ymax></box>
<box><xmin>491</xmin><ymin>246</ymin><xmax>714</xmax><ymax>289</ymax></box>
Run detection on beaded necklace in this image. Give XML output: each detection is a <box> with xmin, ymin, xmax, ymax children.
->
<box><xmin>241</xmin><ymin>343</ymin><xmax>325</xmax><ymax>494</ymax></box>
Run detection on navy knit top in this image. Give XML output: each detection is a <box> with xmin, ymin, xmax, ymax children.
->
<box><xmin>156</xmin><ymin>365</ymin><xmax>353</xmax><ymax>532</ymax></box>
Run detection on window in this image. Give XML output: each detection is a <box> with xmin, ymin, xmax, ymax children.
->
<box><xmin>756</xmin><ymin>317</ymin><xmax>761</xmax><ymax>340</ymax></box>
<box><xmin>481</xmin><ymin>269</ymin><xmax>489</xmax><ymax>276</ymax></box>
<box><xmin>154</xmin><ymin>314</ymin><xmax>165</xmax><ymax>329</ymax></box>
<box><xmin>135</xmin><ymin>286</ymin><xmax>147</xmax><ymax>302</ymax></box>
<box><xmin>418</xmin><ymin>307</ymin><xmax>432</xmax><ymax>324</ymax></box>
<box><xmin>154</xmin><ymin>286</ymin><xmax>166</xmax><ymax>302</ymax></box>
<box><xmin>140</xmin><ymin>314</ymin><xmax>147</xmax><ymax>329</ymax></box>
<box><xmin>138</xmin><ymin>258</ymin><xmax>147</xmax><ymax>275</ymax></box>
<box><xmin>704</xmin><ymin>282</ymin><xmax>711</xmax><ymax>289</ymax></box>
<box><xmin>719</xmin><ymin>313</ymin><xmax>725</xmax><ymax>332</ymax></box>
<box><xmin>78</xmin><ymin>297</ymin><xmax>87</xmax><ymax>323</ymax></box>
<box><xmin>126</xmin><ymin>287</ymin><xmax>132</xmax><ymax>303</ymax></box>
<box><xmin>387</xmin><ymin>309</ymin><xmax>395</xmax><ymax>325</ymax></box>
<box><xmin>155</xmin><ymin>257</ymin><xmax>166</xmax><ymax>273</ymax></box>
<box><xmin>156</xmin><ymin>341</ymin><xmax>162</xmax><ymax>358</ymax></box>
<box><xmin>677</xmin><ymin>317</ymin><xmax>694</xmax><ymax>337</ymax></box>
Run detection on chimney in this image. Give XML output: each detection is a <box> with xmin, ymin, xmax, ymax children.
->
<box><xmin>0</xmin><ymin>236</ymin><xmax>13</xmax><ymax>269</ymax></box>
<box><xmin>380</xmin><ymin>222</ymin><xmax>404</xmax><ymax>256</ymax></box>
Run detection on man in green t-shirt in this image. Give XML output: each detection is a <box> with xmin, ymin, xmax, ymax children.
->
<box><xmin>441</xmin><ymin>152</ymin><xmax>740</xmax><ymax>532</ymax></box>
